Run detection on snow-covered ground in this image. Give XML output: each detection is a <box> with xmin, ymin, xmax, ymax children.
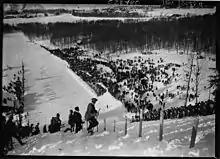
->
<box><xmin>3</xmin><ymin>32</ymin><xmax>123</xmax><ymax>126</ymax></box>
<box><xmin>8</xmin><ymin>114</ymin><xmax>215</xmax><ymax>156</ymax></box>
<box><xmin>4</xmin><ymin>8</ymin><xmax>215</xmax><ymax>25</ymax></box>
<box><xmin>3</xmin><ymin>28</ymin><xmax>216</xmax><ymax>157</ymax></box>
<box><xmin>146</xmin><ymin>8</ymin><xmax>216</xmax><ymax>17</ymax></box>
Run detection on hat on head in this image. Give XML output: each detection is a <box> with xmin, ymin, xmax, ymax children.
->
<box><xmin>75</xmin><ymin>106</ymin><xmax>79</xmax><ymax>111</ymax></box>
<box><xmin>91</xmin><ymin>98</ymin><xmax>98</xmax><ymax>102</ymax></box>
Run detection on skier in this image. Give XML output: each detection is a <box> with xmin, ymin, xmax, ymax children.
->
<box><xmin>85</xmin><ymin>98</ymin><xmax>99</xmax><ymax>135</ymax></box>
<box><xmin>73</xmin><ymin>106</ymin><xmax>83</xmax><ymax>133</ymax></box>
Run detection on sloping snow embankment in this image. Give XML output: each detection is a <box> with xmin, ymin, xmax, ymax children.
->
<box><xmin>50</xmin><ymin>50</ymin><xmax>123</xmax><ymax>115</ymax></box>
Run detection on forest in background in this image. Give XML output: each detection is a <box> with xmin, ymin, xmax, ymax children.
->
<box><xmin>3</xmin><ymin>14</ymin><xmax>216</xmax><ymax>54</ymax></box>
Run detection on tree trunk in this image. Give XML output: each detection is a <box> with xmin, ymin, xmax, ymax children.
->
<box><xmin>208</xmin><ymin>87</ymin><xmax>211</xmax><ymax>101</ymax></box>
<box><xmin>195</xmin><ymin>57</ymin><xmax>199</xmax><ymax>105</ymax></box>
<box><xmin>184</xmin><ymin>55</ymin><xmax>194</xmax><ymax>107</ymax></box>
<box><xmin>175</xmin><ymin>42</ymin><xmax>179</xmax><ymax>54</ymax></box>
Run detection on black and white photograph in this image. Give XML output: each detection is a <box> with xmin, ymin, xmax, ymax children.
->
<box><xmin>1</xmin><ymin>0</ymin><xmax>218</xmax><ymax>156</ymax></box>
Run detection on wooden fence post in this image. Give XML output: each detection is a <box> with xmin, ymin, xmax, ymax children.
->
<box><xmin>125</xmin><ymin>116</ymin><xmax>127</xmax><ymax>135</ymax></box>
<box><xmin>22</xmin><ymin>61</ymin><xmax>24</xmax><ymax>99</ymax></box>
<box><xmin>114</xmin><ymin>120</ymin><xmax>116</xmax><ymax>132</ymax></box>
<box><xmin>159</xmin><ymin>102</ymin><xmax>165</xmax><ymax>141</ymax></box>
<box><xmin>189</xmin><ymin>118</ymin><xmax>199</xmax><ymax>148</ymax></box>
<box><xmin>139</xmin><ymin>109</ymin><xmax>142</xmax><ymax>137</ymax></box>
<box><xmin>104</xmin><ymin>119</ymin><xmax>106</xmax><ymax>131</ymax></box>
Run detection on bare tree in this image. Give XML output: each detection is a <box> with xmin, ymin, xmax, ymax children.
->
<box><xmin>183</xmin><ymin>52</ymin><xmax>194</xmax><ymax>107</ymax></box>
<box><xmin>192</xmin><ymin>53</ymin><xmax>202</xmax><ymax>105</ymax></box>
<box><xmin>175</xmin><ymin>41</ymin><xmax>179</xmax><ymax>54</ymax></box>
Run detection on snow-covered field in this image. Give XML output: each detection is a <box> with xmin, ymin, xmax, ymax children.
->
<box><xmin>146</xmin><ymin>8</ymin><xmax>216</xmax><ymax>17</ymax></box>
<box><xmin>2</xmin><ymin>10</ymin><xmax>216</xmax><ymax>155</ymax></box>
<box><xmin>8</xmin><ymin>114</ymin><xmax>215</xmax><ymax>156</ymax></box>
<box><xmin>3</xmin><ymin>8</ymin><xmax>215</xmax><ymax>25</ymax></box>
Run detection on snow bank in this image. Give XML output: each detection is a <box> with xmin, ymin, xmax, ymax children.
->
<box><xmin>66</xmin><ymin>66</ymin><xmax>96</xmax><ymax>97</ymax></box>
<box><xmin>3</xmin><ymin>14</ymin><xmax>152</xmax><ymax>25</ymax></box>
<box><xmin>96</xmin><ymin>91</ymin><xmax>123</xmax><ymax>114</ymax></box>
<box><xmin>95</xmin><ymin>131</ymin><xmax>110</xmax><ymax>137</ymax></box>
<box><xmin>148</xmin><ymin>8</ymin><xmax>215</xmax><ymax>17</ymax></box>
<box><xmin>95</xmin><ymin>144</ymin><xmax>103</xmax><ymax>149</ymax></box>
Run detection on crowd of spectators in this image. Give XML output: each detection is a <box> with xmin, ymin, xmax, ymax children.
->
<box><xmin>132</xmin><ymin>99</ymin><xmax>215</xmax><ymax>122</ymax></box>
<box><xmin>42</xmin><ymin>45</ymin><xmax>215</xmax><ymax>120</ymax></box>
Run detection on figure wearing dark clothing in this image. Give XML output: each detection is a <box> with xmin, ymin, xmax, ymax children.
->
<box><xmin>43</xmin><ymin>124</ymin><xmax>47</xmax><ymax>133</ymax></box>
<box><xmin>32</xmin><ymin>123</ymin><xmax>40</xmax><ymax>135</ymax></box>
<box><xmin>48</xmin><ymin>113</ymin><xmax>61</xmax><ymax>133</ymax></box>
<box><xmin>55</xmin><ymin>113</ymin><xmax>61</xmax><ymax>132</ymax></box>
<box><xmin>85</xmin><ymin>98</ymin><xmax>99</xmax><ymax>134</ymax></box>
<box><xmin>1</xmin><ymin>114</ymin><xmax>6</xmax><ymax>130</ymax></box>
<box><xmin>0</xmin><ymin>115</ymin><xmax>24</xmax><ymax>155</ymax></box>
<box><xmin>29</xmin><ymin>124</ymin><xmax>34</xmax><ymax>136</ymax></box>
<box><xmin>73</xmin><ymin>107</ymin><xmax>83</xmax><ymax>133</ymax></box>
<box><xmin>68</xmin><ymin>110</ymin><xmax>75</xmax><ymax>132</ymax></box>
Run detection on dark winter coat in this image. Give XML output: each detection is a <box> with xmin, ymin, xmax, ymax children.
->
<box><xmin>85</xmin><ymin>103</ymin><xmax>98</xmax><ymax>121</ymax></box>
<box><xmin>73</xmin><ymin>111</ymin><xmax>83</xmax><ymax>124</ymax></box>
<box><xmin>68</xmin><ymin>113</ymin><xmax>74</xmax><ymax>126</ymax></box>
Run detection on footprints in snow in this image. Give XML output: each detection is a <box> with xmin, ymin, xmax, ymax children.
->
<box><xmin>40</xmin><ymin>67</ymin><xmax>57</xmax><ymax>101</ymax></box>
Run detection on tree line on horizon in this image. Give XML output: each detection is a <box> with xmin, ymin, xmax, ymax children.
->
<box><xmin>3</xmin><ymin>14</ymin><xmax>216</xmax><ymax>54</ymax></box>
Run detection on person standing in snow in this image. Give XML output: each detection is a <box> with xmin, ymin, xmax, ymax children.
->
<box><xmin>0</xmin><ymin>114</ymin><xmax>25</xmax><ymax>155</ymax></box>
<box><xmin>43</xmin><ymin>124</ymin><xmax>47</xmax><ymax>133</ymax></box>
<box><xmin>32</xmin><ymin>123</ymin><xmax>40</xmax><ymax>135</ymax></box>
<box><xmin>68</xmin><ymin>109</ymin><xmax>75</xmax><ymax>132</ymax></box>
<box><xmin>73</xmin><ymin>106</ymin><xmax>83</xmax><ymax>133</ymax></box>
<box><xmin>55</xmin><ymin>113</ymin><xmax>61</xmax><ymax>132</ymax></box>
<box><xmin>85</xmin><ymin>98</ymin><xmax>99</xmax><ymax>134</ymax></box>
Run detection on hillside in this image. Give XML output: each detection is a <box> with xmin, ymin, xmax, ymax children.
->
<box><xmin>22</xmin><ymin>4</ymin><xmax>45</xmax><ymax>11</ymax></box>
<box><xmin>8</xmin><ymin>114</ymin><xmax>215</xmax><ymax>156</ymax></box>
<box><xmin>3</xmin><ymin>4</ymin><xmax>45</xmax><ymax>12</ymax></box>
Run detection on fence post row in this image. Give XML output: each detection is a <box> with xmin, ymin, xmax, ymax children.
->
<box><xmin>114</xmin><ymin>120</ymin><xmax>116</xmax><ymax>132</ymax></box>
<box><xmin>139</xmin><ymin>110</ymin><xmax>143</xmax><ymax>137</ymax></box>
<box><xmin>125</xmin><ymin>116</ymin><xmax>127</xmax><ymax>135</ymax></box>
<box><xmin>189</xmin><ymin>118</ymin><xmax>199</xmax><ymax>148</ymax></box>
<box><xmin>104</xmin><ymin>119</ymin><xmax>106</xmax><ymax>131</ymax></box>
<box><xmin>159</xmin><ymin>102</ymin><xmax>165</xmax><ymax>141</ymax></box>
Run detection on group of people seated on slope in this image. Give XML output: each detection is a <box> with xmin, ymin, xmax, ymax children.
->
<box><xmin>42</xmin><ymin>98</ymin><xmax>99</xmax><ymax>135</ymax></box>
<box><xmin>0</xmin><ymin>97</ymin><xmax>100</xmax><ymax>155</ymax></box>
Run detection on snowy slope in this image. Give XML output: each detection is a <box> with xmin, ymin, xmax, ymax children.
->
<box><xmin>8</xmin><ymin>115</ymin><xmax>215</xmax><ymax>156</ymax></box>
<box><xmin>3</xmin><ymin>32</ymin><xmax>123</xmax><ymax>126</ymax></box>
